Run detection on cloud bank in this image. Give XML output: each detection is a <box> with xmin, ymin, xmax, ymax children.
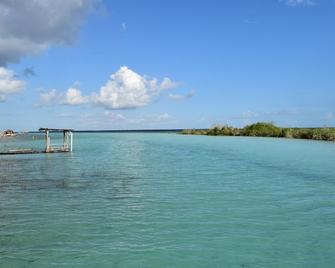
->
<box><xmin>0</xmin><ymin>0</ymin><xmax>97</xmax><ymax>66</ymax></box>
<box><xmin>38</xmin><ymin>66</ymin><xmax>181</xmax><ymax>109</ymax></box>
<box><xmin>0</xmin><ymin>67</ymin><xmax>25</xmax><ymax>101</ymax></box>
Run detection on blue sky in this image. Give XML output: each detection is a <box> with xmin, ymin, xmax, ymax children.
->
<box><xmin>0</xmin><ymin>0</ymin><xmax>334</xmax><ymax>131</ymax></box>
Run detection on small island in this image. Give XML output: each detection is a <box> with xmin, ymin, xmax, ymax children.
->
<box><xmin>1</xmin><ymin>129</ymin><xmax>16</xmax><ymax>137</ymax></box>
<box><xmin>181</xmin><ymin>122</ymin><xmax>335</xmax><ymax>141</ymax></box>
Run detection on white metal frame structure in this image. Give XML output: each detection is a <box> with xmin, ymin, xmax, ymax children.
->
<box><xmin>39</xmin><ymin>128</ymin><xmax>73</xmax><ymax>152</ymax></box>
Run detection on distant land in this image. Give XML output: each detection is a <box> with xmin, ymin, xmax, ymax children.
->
<box><xmin>181</xmin><ymin>122</ymin><xmax>335</xmax><ymax>142</ymax></box>
<box><xmin>26</xmin><ymin>129</ymin><xmax>183</xmax><ymax>134</ymax></box>
<box><xmin>3</xmin><ymin>125</ymin><xmax>334</xmax><ymax>142</ymax></box>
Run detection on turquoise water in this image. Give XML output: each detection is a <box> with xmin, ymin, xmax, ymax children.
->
<box><xmin>1</xmin><ymin>133</ymin><xmax>335</xmax><ymax>267</ymax></box>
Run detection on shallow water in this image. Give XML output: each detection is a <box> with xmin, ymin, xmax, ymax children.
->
<box><xmin>1</xmin><ymin>133</ymin><xmax>335</xmax><ymax>267</ymax></box>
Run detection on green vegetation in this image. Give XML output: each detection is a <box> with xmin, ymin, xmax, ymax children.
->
<box><xmin>181</xmin><ymin>122</ymin><xmax>335</xmax><ymax>141</ymax></box>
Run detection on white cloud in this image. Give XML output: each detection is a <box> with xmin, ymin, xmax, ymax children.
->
<box><xmin>38</xmin><ymin>87</ymin><xmax>89</xmax><ymax>106</ymax></box>
<box><xmin>38</xmin><ymin>89</ymin><xmax>60</xmax><ymax>106</ymax></box>
<box><xmin>93</xmin><ymin>66</ymin><xmax>152</xmax><ymax>109</ymax></box>
<box><xmin>0</xmin><ymin>0</ymin><xmax>97</xmax><ymax>65</ymax></box>
<box><xmin>38</xmin><ymin>66</ymin><xmax>180</xmax><ymax>109</ymax></box>
<box><xmin>160</xmin><ymin>78</ymin><xmax>178</xmax><ymax>90</ymax></box>
<box><xmin>168</xmin><ymin>91</ymin><xmax>194</xmax><ymax>100</ymax></box>
<box><xmin>284</xmin><ymin>0</ymin><xmax>316</xmax><ymax>6</ymax></box>
<box><xmin>93</xmin><ymin>66</ymin><xmax>178</xmax><ymax>109</ymax></box>
<box><xmin>63</xmin><ymin>87</ymin><xmax>89</xmax><ymax>105</ymax></box>
<box><xmin>0</xmin><ymin>67</ymin><xmax>25</xmax><ymax>101</ymax></box>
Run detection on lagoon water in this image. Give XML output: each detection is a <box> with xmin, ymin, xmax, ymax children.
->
<box><xmin>1</xmin><ymin>133</ymin><xmax>335</xmax><ymax>267</ymax></box>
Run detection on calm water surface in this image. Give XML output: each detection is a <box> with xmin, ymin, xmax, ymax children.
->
<box><xmin>1</xmin><ymin>133</ymin><xmax>335</xmax><ymax>267</ymax></box>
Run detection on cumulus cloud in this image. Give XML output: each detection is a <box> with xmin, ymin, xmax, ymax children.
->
<box><xmin>63</xmin><ymin>87</ymin><xmax>89</xmax><ymax>105</ymax></box>
<box><xmin>284</xmin><ymin>0</ymin><xmax>316</xmax><ymax>6</ymax></box>
<box><xmin>38</xmin><ymin>66</ymin><xmax>180</xmax><ymax>109</ymax></box>
<box><xmin>93</xmin><ymin>67</ymin><xmax>179</xmax><ymax>109</ymax></box>
<box><xmin>93</xmin><ymin>66</ymin><xmax>152</xmax><ymax>109</ymax></box>
<box><xmin>0</xmin><ymin>67</ymin><xmax>25</xmax><ymax>101</ymax></box>
<box><xmin>0</xmin><ymin>0</ymin><xmax>97</xmax><ymax>66</ymax></box>
<box><xmin>159</xmin><ymin>78</ymin><xmax>178</xmax><ymax>90</ymax></box>
<box><xmin>38</xmin><ymin>87</ymin><xmax>88</xmax><ymax>106</ymax></box>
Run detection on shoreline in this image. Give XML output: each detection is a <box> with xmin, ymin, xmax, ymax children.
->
<box><xmin>180</xmin><ymin>122</ymin><xmax>335</xmax><ymax>142</ymax></box>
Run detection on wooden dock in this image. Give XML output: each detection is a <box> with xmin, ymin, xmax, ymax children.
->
<box><xmin>0</xmin><ymin>148</ymin><xmax>70</xmax><ymax>155</ymax></box>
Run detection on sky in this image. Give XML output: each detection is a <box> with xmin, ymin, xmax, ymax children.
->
<box><xmin>0</xmin><ymin>0</ymin><xmax>334</xmax><ymax>131</ymax></box>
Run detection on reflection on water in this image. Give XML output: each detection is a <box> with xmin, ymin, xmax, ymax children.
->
<box><xmin>1</xmin><ymin>133</ymin><xmax>335</xmax><ymax>267</ymax></box>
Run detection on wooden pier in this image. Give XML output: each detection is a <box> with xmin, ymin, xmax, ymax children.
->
<box><xmin>0</xmin><ymin>128</ymin><xmax>73</xmax><ymax>155</ymax></box>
